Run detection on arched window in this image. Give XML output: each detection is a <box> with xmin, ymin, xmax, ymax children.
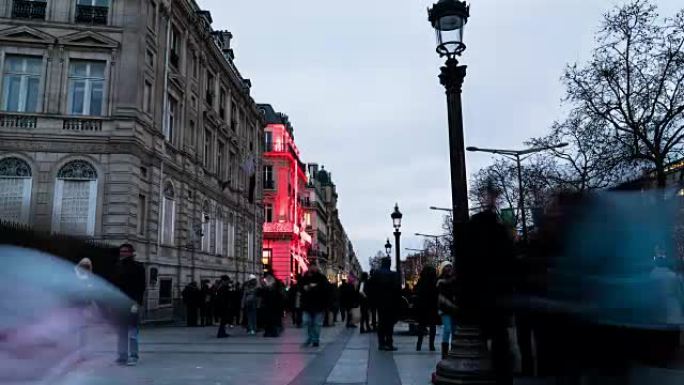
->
<box><xmin>0</xmin><ymin>157</ymin><xmax>32</xmax><ymax>224</ymax></box>
<box><xmin>201</xmin><ymin>200</ymin><xmax>211</xmax><ymax>252</ymax></box>
<box><xmin>215</xmin><ymin>208</ymin><xmax>224</xmax><ymax>255</ymax></box>
<box><xmin>161</xmin><ymin>182</ymin><xmax>175</xmax><ymax>245</ymax></box>
<box><xmin>52</xmin><ymin>160</ymin><xmax>97</xmax><ymax>236</ymax></box>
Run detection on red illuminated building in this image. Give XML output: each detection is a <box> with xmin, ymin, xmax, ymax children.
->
<box><xmin>258</xmin><ymin>104</ymin><xmax>312</xmax><ymax>285</ymax></box>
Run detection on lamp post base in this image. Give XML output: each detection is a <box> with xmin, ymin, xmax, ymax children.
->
<box><xmin>432</xmin><ymin>325</ymin><xmax>495</xmax><ymax>385</ymax></box>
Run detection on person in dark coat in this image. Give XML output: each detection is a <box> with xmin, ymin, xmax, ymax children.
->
<box><xmin>182</xmin><ymin>281</ymin><xmax>200</xmax><ymax>327</ymax></box>
<box><xmin>299</xmin><ymin>265</ymin><xmax>331</xmax><ymax>347</ymax></box>
<box><xmin>369</xmin><ymin>257</ymin><xmax>402</xmax><ymax>351</ymax></box>
<box><xmin>111</xmin><ymin>243</ymin><xmax>146</xmax><ymax>366</ymax></box>
<box><xmin>339</xmin><ymin>279</ymin><xmax>358</xmax><ymax>328</ymax></box>
<box><xmin>414</xmin><ymin>265</ymin><xmax>439</xmax><ymax>351</ymax></box>
<box><xmin>216</xmin><ymin>276</ymin><xmax>233</xmax><ymax>338</ymax></box>
<box><xmin>259</xmin><ymin>271</ymin><xmax>284</xmax><ymax>337</ymax></box>
<box><xmin>461</xmin><ymin>210</ymin><xmax>515</xmax><ymax>385</ymax></box>
<box><xmin>358</xmin><ymin>272</ymin><xmax>372</xmax><ymax>333</ymax></box>
<box><xmin>200</xmin><ymin>280</ymin><xmax>213</xmax><ymax>326</ymax></box>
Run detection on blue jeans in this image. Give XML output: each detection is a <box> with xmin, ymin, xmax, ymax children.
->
<box><xmin>117</xmin><ymin>318</ymin><xmax>139</xmax><ymax>360</ymax></box>
<box><xmin>303</xmin><ymin>311</ymin><xmax>323</xmax><ymax>344</ymax></box>
<box><xmin>441</xmin><ymin>314</ymin><xmax>453</xmax><ymax>344</ymax></box>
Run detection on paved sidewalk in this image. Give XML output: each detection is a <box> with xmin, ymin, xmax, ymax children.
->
<box><xmin>11</xmin><ymin>321</ymin><xmax>684</xmax><ymax>385</ymax></box>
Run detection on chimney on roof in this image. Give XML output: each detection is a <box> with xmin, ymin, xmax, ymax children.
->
<box><xmin>212</xmin><ymin>30</ymin><xmax>234</xmax><ymax>57</ymax></box>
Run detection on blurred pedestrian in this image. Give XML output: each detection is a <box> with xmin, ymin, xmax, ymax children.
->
<box><xmin>300</xmin><ymin>265</ymin><xmax>331</xmax><ymax>347</ymax></box>
<box><xmin>259</xmin><ymin>271</ymin><xmax>284</xmax><ymax>337</ymax></box>
<box><xmin>437</xmin><ymin>261</ymin><xmax>456</xmax><ymax>358</ymax></box>
<box><xmin>330</xmin><ymin>284</ymin><xmax>340</xmax><ymax>324</ymax></box>
<box><xmin>74</xmin><ymin>258</ymin><xmax>96</xmax><ymax>361</ymax></box>
<box><xmin>369</xmin><ymin>269</ymin><xmax>378</xmax><ymax>331</ymax></box>
<box><xmin>112</xmin><ymin>243</ymin><xmax>145</xmax><ymax>366</ymax></box>
<box><xmin>216</xmin><ymin>276</ymin><xmax>233</xmax><ymax>338</ymax></box>
<box><xmin>369</xmin><ymin>257</ymin><xmax>401</xmax><ymax>351</ymax></box>
<box><xmin>288</xmin><ymin>275</ymin><xmax>303</xmax><ymax>328</ymax></box>
<box><xmin>358</xmin><ymin>272</ymin><xmax>372</xmax><ymax>333</ymax></box>
<box><xmin>182</xmin><ymin>282</ymin><xmax>200</xmax><ymax>327</ymax></box>
<box><xmin>242</xmin><ymin>274</ymin><xmax>260</xmax><ymax>335</ymax></box>
<box><xmin>200</xmin><ymin>280</ymin><xmax>213</xmax><ymax>326</ymax></box>
<box><xmin>415</xmin><ymin>265</ymin><xmax>439</xmax><ymax>352</ymax></box>
<box><xmin>340</xmin><ymin>279</ymin><xmax>358</xmax><ymax>328</ymax></box>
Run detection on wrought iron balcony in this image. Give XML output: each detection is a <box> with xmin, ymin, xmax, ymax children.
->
<box><xmin>63</xmin><ymin>118</ymin><xmax>102</xmax><ymax>131</ymax></box>
<box><xmin>75</xmin><ymin>4</ymin><xmax>108</xmax><ymax>25</ymax></box>
<box><xmin>12</xmin><ymin>0</ymin><xmax>47</xmax><ymax>20</ymax></box>
<box><xmin>0</xmin><ymin>113</ymin><xmax>37</xmax><ymax>128</ymax></box>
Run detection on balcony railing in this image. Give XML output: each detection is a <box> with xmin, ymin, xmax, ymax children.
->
<box><xmin>63</xmin><ymin>118</ymin><xmax>102</xmax><ymax>131</ymax></box>
<box><xmin>75</xmin><ymin>4</ymin><xmax>108</xmax><ymax>25</ymax></box>
<box><xmin>263</xmin><ymin>180</ymin><xmax>275</xmax><ymax>190</ymax></box>
<box><xmin>12</xmin><ymin>0</ymin><xmax>47</xmax><ymax>20</ymax></box>
<box><xmin>0</xmin><ymin>113</ymin><xmax>37</xmax><ymax>128</ymax></box>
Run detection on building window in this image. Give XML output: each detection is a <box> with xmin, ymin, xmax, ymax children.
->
<box><xmin>161</xmin><ymin>182</ymin><xmax>175</xmax><ymax>245</ymax></box>
<box><xmin>169</xmin><ymin>27</ymin><xmax>181</xmax><ymax>68</ymax></box>
<box><xmin>215</xmin><ymin>211</ymin><xmax>224</xmax><ymax>255</ymax></box>
<box><xmin>217</xmin><ymin>141</ymin><xmax>225</xmax><ymax>178</ymax></box>
<box><xmin>52</xmin><ymin>160</ymin><xmax>98</xmax><ymax>236</ymax></box>
<box><xmin>137</xmin><ymin>194</ymin><xmax>146</xmax><ymax>236</ymax></box>
<box><xmin>67</xmin><ymin>60</ymin><xmax>105</xmax><ymax>116</ymax></box>
<box><xmin>143</xmin><ymin>80</ymin><xmax>152</xmax><ymax>114</ymax></box>
<box><xmin>188</xmin><ymin>120</ymin><xmax>196</xmax><ymax>148</ymax></box>
<box><xmin>75</xmin><ymin>0</ymin><xmax>109</xmax><ymax>25</ymax></box>
<box><xmin>227</xmin><ymin>212</ymin><xmax>235</xmax><ymax>257</ymax></box>
<box><xmin>231</xmin><ymin>103</ymin><xmax>239</xmax><ymax>131</ymax></box>
<box><xmin>203</xmin><ymin>129</ymin><xmax>212</xmax><ymax>168</ymax></box>
<box><xmin>248</xmin><ymin>229</ymin><xmax>254</xmax><ymax>262</ymax></box>
<box><xmin>206</xmin><ymin>72</ymin><xmax>215</xmax><ymax>105</ymax></box>
<box><xmin>264</xmin><ymin>131</ymin><xmax>273</xmax><ymax>152</ymax></box>
<box><xmin>265</xmin><ymin>204</ymin><xmax>273</xmax><ymax>223</ymax></box>
<box><xmin>192</xmin><ymin>52</ymin><xmax>199</xmax><ymax>79</ymax></box>
<box><xmin>159</xmin><ymin>278</ymin><xmax>172</xmax><ymax>305</ymax></box>
<box><xmin>2</xmin><ymin>55</ymin><xmax>42</xmax><ymax>113</ymax></box>
<box><xmin>219</xmin><ymin>89</ymin><xmax>226</xmax><ymax>119</ymax></box>
<box><xmin>229</xmin><ymin>152</ymin><xmax>236</xmax><ymax>188</ymax></box>
<box><xmin>0</xmin><ymin>157</ymin><xmax>32</xmax><ymax>225</ymax></box>
<box><xmin>164</xmin><ymin>94</ymin><xmax>177</xmax><ymax>142</ymax></box>
<box><xmin>201</xmin><ymin>201</ymin><xmax>210</xmax><ymax>252</ymax></box>
<box><xmin>262</xmin><ymin>249</ymin><xmax>272</xmax><ymax>270</ymax></box>
<box><xmin>263</xmin><ymin>165</ymin><xmax>273</xmax><ymax>189</ymax></box>
<box><xmin>147</xmin><ymin>0</ymin><xmax>157</xmax><ymax>31</ymax></box>
<box><xmin>12</xmin><ymin>0</ymin><xmax>48</xmax><ymax>20</ymax></box>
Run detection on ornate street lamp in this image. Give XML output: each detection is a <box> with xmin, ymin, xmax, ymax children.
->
<box><xmin>427</xmin><ymin>1</ymin><xmax>496</xmax><ymax>384</ymax></box>
<box><xmin>385</xmin><ymin>238</ymin><xmax>392</xmax><ymax>257</ymax></box>
<box><xmin>390</xmin><ymin>204</ymin><xmax>402</xmax><ymax>275</ymax></box>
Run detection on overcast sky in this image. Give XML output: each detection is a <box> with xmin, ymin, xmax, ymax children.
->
<box><xmin>198</xmin><ymin>0</ymin><xmax>682</xmax><ymax>270</ymax></box>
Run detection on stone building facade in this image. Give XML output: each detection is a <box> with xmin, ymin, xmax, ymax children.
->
<box><xmin>0</xmin><ymin>0</ymin><xmax>264</xmax><ymax>321</ymax></box>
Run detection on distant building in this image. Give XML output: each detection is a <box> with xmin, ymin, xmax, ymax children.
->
<box><xmin>258</xmin><ymin>104</ymin><xmax>311</xmax><ymax>285</ymax></box>
<box><xmin>0</xmin><ymin>1</ymin><xmax>263</xmax><ymax>321</ymax></box>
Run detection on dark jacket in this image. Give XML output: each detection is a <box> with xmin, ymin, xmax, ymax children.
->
<box><xmin>299</xmin><ymin>271</ymin><xmax>331</xmax><ymax>313</ymax></box>
<box><xmin>340</xmin><ymin>282</ymin><xmax>358</xmax><ymax>309</ymax></box>
<box><xmin>415</xmin><ymin>277</ymin><xmax>440</xmax><ymax>325</ymax></box>
<box><xmin>112</xmin><ymin>257</ymin><xmax>145</xmax><ymax>305</ymax></box>
<box><xmin>369</xmin><ymin>267</ymin><xmax>401</xmax><ymax>314</ymax></box>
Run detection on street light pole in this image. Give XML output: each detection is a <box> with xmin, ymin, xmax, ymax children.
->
<box><xmin>466</xmin><ymin>143</ymin><xmax>567</xmax><ymax>243</ymax></box>
<box><xmin>391</xmin><ymin>204</ymin><xmax>403</xmax><ymax>276</ymax></box>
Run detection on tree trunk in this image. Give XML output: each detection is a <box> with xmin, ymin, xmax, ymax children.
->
<box><xmin>655</xmin><ymin>162</ymin><xmax>667</xmax><ymax>189</ymax></box>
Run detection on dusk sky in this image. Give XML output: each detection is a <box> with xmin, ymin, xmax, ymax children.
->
<box><xmin>198</xmin><ymin>0</ymin><xmax>682</xmax><ymax>270</ymax></box>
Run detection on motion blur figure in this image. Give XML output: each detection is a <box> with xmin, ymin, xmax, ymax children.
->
<box><xmin>514</xmin><ymin>190</ymin><xmax>684</xmax><ymax>383</ymax></box>
<box><xmin>112</xmin><ymin>243</ymin><xmax>146</xmax><ymax>366</ymax></box>
<box><xmin>369</xmin><ymin>257</ymin><xmax>402</xmax><ymax>351</ymax></box>
<box><xmin>0</xmin><ymin>246</ymin><xmax>130</xmax><ymax>383</ymax></box>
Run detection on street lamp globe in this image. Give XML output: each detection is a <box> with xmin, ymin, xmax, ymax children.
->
<box><xmin>428</xmin><ymin>0</ymin><xmax>470</xmax><ymax>58</ymax></box>
<box><xmin>391</xmin><ymin>203</ymin><xmax>403</xmax><ymax>230</ymax></box>
<box><xmin>385</xmin><ymin>238</ymin><xmax>392</xmax><ymax>256</ymax></box>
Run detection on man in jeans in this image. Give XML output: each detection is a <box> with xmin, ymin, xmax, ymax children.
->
<box><xmin>112</xmin><ymin>243</ymin><xmax>146</xmax><ymax>366</ymax></box>
<box><xmin>299</xmin><ymin>265</ymin><xmax>330</xmax><ymax>347</ymax></box>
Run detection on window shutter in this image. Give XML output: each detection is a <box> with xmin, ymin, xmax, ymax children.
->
<box><xmin>162</xmin><ymin>197</ymin><xmax>175</xmax><ymax>245</ymax></box>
